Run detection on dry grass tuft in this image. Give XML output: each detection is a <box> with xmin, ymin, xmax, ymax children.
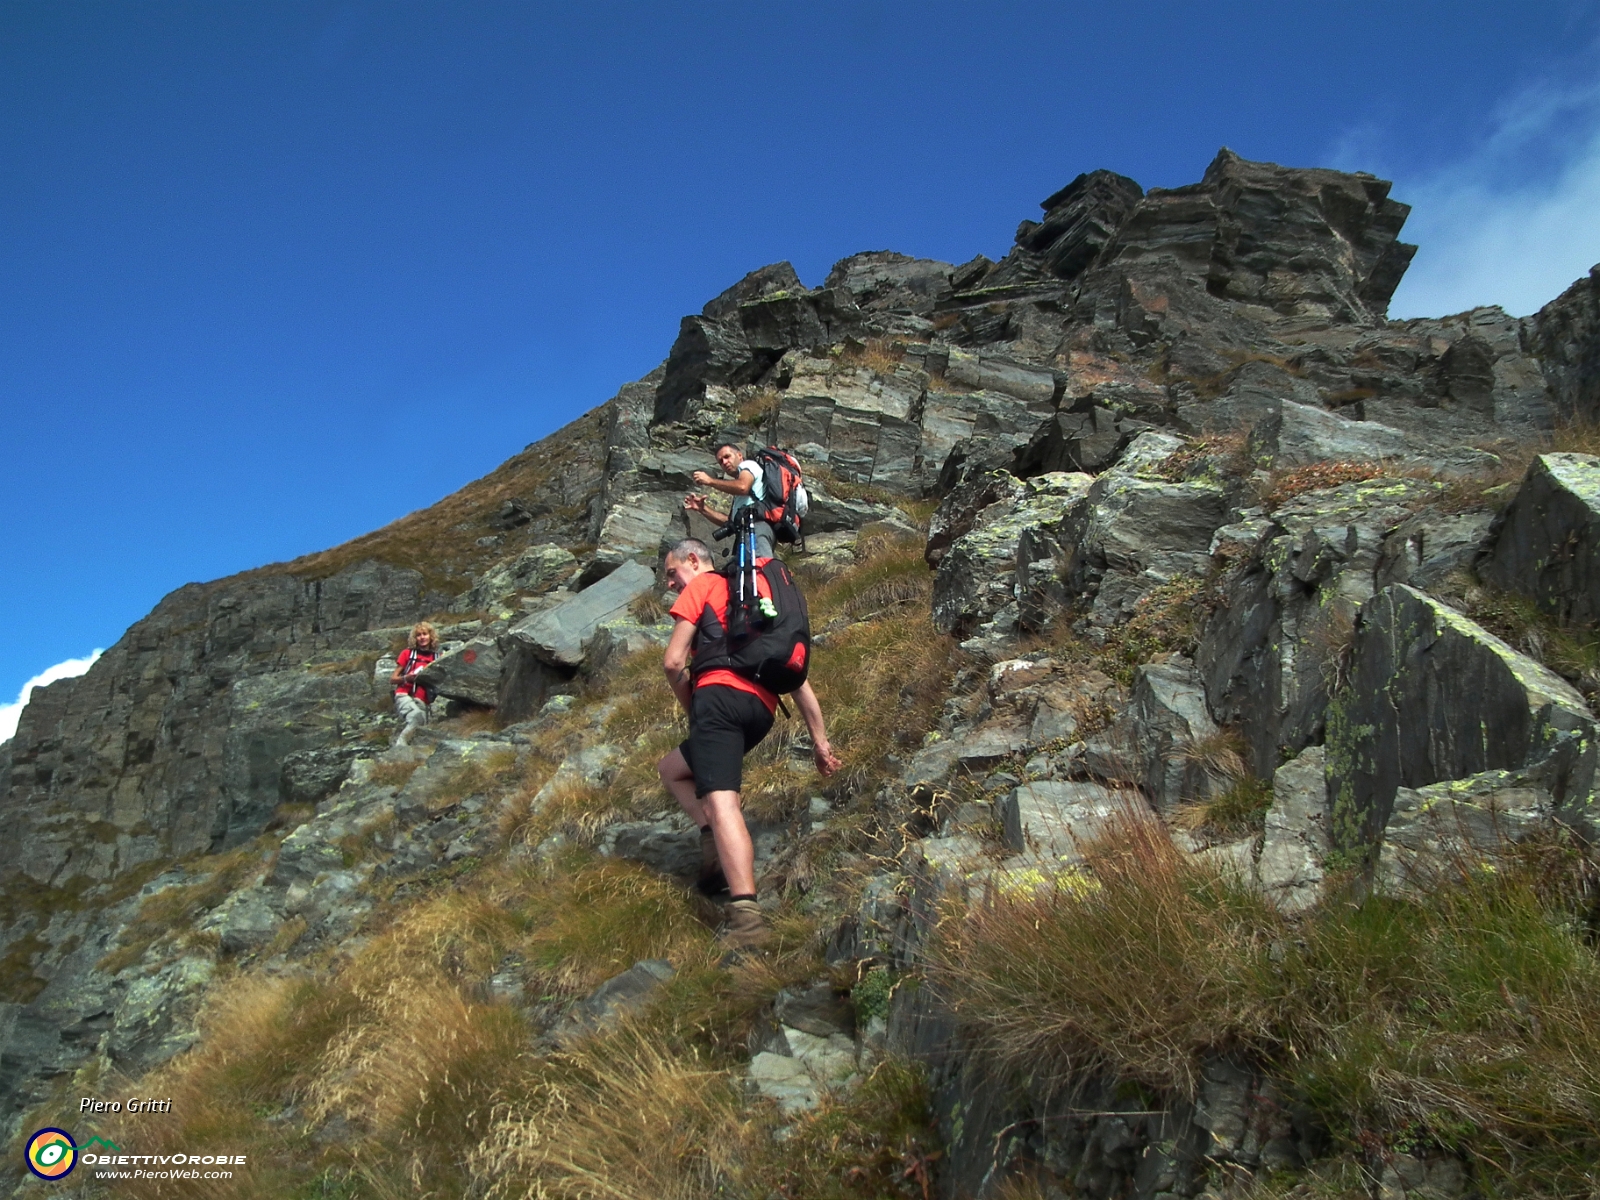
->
<box><xmin>840</xmin><ymin>337</ymin><xmax>907</xmax><ymax>375</ymax></box>
<box><xmin>735</xmin><ymin>387</ymin><xmax>782</xmax><ymax>429</ymax></box>
<box><xmin>470</xmin><ymin>1026</ymin><xmax>753</xmax><ymax>1200</ymax></box>
<box><xmin>366</xmin><ymin>758</ymin><xmax>423</xmax><ymax>788</ymax></box>
<box><xmin>1096</xmin><ymin>574</ymin><xmax>1219</xmax><ymax>685</ymax></box>
<box><xmin>934</xmin><ymin>811</ymin><xmax>1283</xmax><ymax>1096</ymax></box>
<box><xmin>1155</xmin><ymin>429</ymin><xmax>1251</xmax><ymax>483</ymax></box>
<box><xmin>1260</xmin><ymin>460</ymin><xmax>1389</xmax><ymax>506</ymax></box>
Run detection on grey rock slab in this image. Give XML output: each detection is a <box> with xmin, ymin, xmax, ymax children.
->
<box><xmin>1198</xmin><ymin>476</ymin><xmax>1441</xmax><ymax>780</ymax></box>
<box><xmin>1054</xmin><ymin>432</ymin><xmax>1226</xmax><ymax>607</ymax></box>
<box><xmin>1000</xmin><ymin>780</ymin><xmax>1132</xmax><ymax>864</ymax></box>
<box><xmin>1326</xmin><ymin>584</ymin><xmax>1597</xmax><ymax>850</ymax></box>
<box><xmin>198</xmin><ymin>885</ymin><xmax>285</xmax><ymax>954</ymax></box>
<box><xmin>279</xmin><ymin>745</ymin><xmax>363</xmax><ymax>806</ymax></box>
<box><xmin>600</xmin><ymin>815</ymin><xmax>700</xmax><ymax>877</ymax></box>
<box><xmin>782</xmin><ymin>1026</ymin><xmax>858</xmax><ymax>1086</ymax></box>
<box><xmin>417</xmin><ymin>637</ymin><xmax>503</xmax><ymax>708</ymax></box>
<box><xmin>1250</xmin><ymin>400</ymin><xmax>1499</xmax><ymax>477</ymax></box>
<box><xmin>1376</xmin><ymin>510</ymin><xmax>1497</xmax><ymax>591</ymax></box>
<box><xmin>1481</xmin><ymin>452</ymin><xmax>1600</xmax><ymax>626</ymax></box>
<box><xmin>505</xmin><ymin>559</ymin><xmax>657</xmax><ymax>668</ymax></box>
<box><xmin>942</xmin><ymin>348</ymin><xmax>1058</xmax><ymax>406</ymax></box>
<box><xmin>1255</xmin><ymin>746</ymin><xmax>1329</xmax><ymax>914</ymax></box>
<box><xmin>585</xmin><ymin>617</ymin><xmax>672</xmax><ymax>678</ymax></box>
<box><xmin>774</xmin><ymin>983</ymin><xmax>855</xmax><ymax>1039</ymax></box>
<box><xmin>1377</xmin><ymin>768</ymin><xmax>1560</xmax><ymax>896</ymax></box>
<box><xmin>587</xmin><ymin>492</ymin><xmax>682</xmax><ymax>583</ymax></box>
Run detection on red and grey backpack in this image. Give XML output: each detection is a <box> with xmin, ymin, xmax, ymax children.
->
<box><xmin>690</xmin><ymin>557</ymin><xmax>812</xmax><ymax>695</ymax></box>
<box><xmin>751</xmin><ymin>447</ymin><xmax>810</xmax><ymax>546</ymax></box>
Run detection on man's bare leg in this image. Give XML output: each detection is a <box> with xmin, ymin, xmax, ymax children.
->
<box><xmin>657</xmin><ymin>748</ymin><xmax>708</xmax><ymax>826</ymax></box>
<box><xmin>701</xmin><ymin>788</ymin><xmax>756</xmax><ymax>897</ymax></box>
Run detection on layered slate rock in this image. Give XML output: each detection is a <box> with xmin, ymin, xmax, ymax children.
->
<box><xmin>1200</xmin><ymin>477</ymin><xmax>1440</xmax><ymax>779</ymax></box>
<box><xmin>454</xmin><ymin>543</ymin><xmax>577</xmax><ymax>613</ymax></box>
<box><xmin>1016</xmin><ymin>169</ymin><xmax>1145</xmax><ymax>281</ymax></box>
<box><xmin>1480</xmin><ymin>453</ymin><xmax>1600</xmax><ymax>626</ymax></box>
<box><xmin>1098</xmin><ymin>148</ymin><xmax>1416</xmax><ymax>323</ymax></box>
<box><xmin>1</xmin><ymin>559</ymin><xmax>435</xmax><ymax>881</ymax></box>
<box><xmin>1115</xmin><ymin>658</ymin><xmax>1229</xmax><ymax>810</ymax></box>
<box><xmin>931</xmin><ymin>472</ymin><xmax>1094</xmax><ymax>639</ymax></box>
<box><xmin>1325</xmin><ymin>585</ymin><xmax>1597</xmax><ymax>850</ymax></box>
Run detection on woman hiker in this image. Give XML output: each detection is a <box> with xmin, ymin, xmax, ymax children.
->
<box><xmin>391</xmin><ymin>621</ymin><xmax>439</xmax><ymax>746</ymax></box>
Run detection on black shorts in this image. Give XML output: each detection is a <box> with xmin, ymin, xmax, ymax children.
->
<box><xmin>680</xmin><ymin>685</ymin><xmax>775</xmax><ymax>798</ymax></box>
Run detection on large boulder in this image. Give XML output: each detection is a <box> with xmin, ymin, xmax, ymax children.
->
<box><xmin>417</xmin><ymin>637</ymin><xmax>503</xmax><ymax>708</ymax></box>
<box><xmin>1480</xmin><ymin>453</ymin><xmax>1600</xmax><ymax>626</ymax></box>
<box><xmin>1377</xmin><ymin>766</ymin><xmax>1565</xmax><ymax>896</ymax></box>
<box><xmin>1062</xmin><ymin>432</ymin><xmax>1228</xmax><ymax>586</ymax></box>
<box><xmin>496</xmin><ymin>562</ymin><xmax>657</xmax><ymax>720</ymax></box>
<box><xmin>1325</xmin><ymin>585</ymin><xmax>1597</xmax><ymax>851</ymax></box>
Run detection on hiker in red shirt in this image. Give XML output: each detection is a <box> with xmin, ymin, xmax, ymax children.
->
<box><xmin>656</xmin><ymin>537</ymin><xmax>840</xmax><ymax>950</ymax></box>
<box><xmin>390</xmin><ymin>622</ymin><xmax>438</xmax><ymax>747</ymax></box>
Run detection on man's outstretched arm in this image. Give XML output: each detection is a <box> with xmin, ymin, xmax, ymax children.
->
<box><xmin>793</xmin><ymin>681</ymin><xmax>841</xmax><ymax>775</ymax></box>
<box><xmin>691</xmin><ymin>467</ymin><xmax>757</xmax><ymax>499</ymax></box>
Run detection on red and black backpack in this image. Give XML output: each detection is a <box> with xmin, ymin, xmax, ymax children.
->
<box><xmin>751</xmin><ymin>447</ymin><xmax>808</xmax><ymax>546</ymax></box>
<box><xmin>689</xmin><ymin>557</ymin><xmax>812</xmax><ymax>695</ymax></box>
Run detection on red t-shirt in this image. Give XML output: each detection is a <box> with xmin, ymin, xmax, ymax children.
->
<box><xmin>670</xmin><ymin>565</ymin><xmax>778</xmax><ymax>713</ymax></box>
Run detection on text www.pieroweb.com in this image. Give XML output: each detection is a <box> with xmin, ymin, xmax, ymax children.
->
<box><xmin>86</xmin><ymin>1152</ymin><xmax>245</xmax><ymax>1180</ymax></box>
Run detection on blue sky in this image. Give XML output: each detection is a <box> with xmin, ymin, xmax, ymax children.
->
<box><xmin>4</xmin><ymin>1</ymin><xmax>1600</xmax><ymax>731</ymax></box>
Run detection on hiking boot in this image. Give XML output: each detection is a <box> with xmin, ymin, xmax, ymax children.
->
<box><xmin>696</xmin><ymin>827</ymin><xmax>728</xmax><ymax>896</ymax></box>
<box><xmin>719</xmin><ymin>899</ymin><xmax>772</xmax><ymax>951</ymax></box>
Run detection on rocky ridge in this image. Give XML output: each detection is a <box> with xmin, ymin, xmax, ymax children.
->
<box><xmin>3</xmin><ymin>148</ymin><xmax>1600</xmax><ymax>1198</ymax></box>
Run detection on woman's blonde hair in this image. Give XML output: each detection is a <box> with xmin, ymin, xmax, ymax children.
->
<box><xmin>409</xmin><ymin>621</ymin><xmax>438</xmax><ymax>649</ymax></box>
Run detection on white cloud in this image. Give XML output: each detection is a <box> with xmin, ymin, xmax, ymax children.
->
<box><xmin>0</xmin><ymin>652</ymin><xmax>103</xmax><ymax>744</ymax></box>
<box><xmin>1350</xmin><ymin>75</ymin><xmax>1600</xmax><ymax>320</ymax></box>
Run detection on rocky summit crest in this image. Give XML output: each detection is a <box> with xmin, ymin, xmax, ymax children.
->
<box><xmin>3</xmin><ymin>151</ymin><xmax>1600</xmax><ymax>1199</ymax></box>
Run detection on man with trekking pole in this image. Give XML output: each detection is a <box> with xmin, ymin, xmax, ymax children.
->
<box><xmin>655</xmin><ymin>515</ymin><xmax>840</xmax><ymax>952</ymax></box>
<box><xmin>684</xmin><ymin>441</ymin><xmax>778</xmax><ymax>561</ymax></box>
